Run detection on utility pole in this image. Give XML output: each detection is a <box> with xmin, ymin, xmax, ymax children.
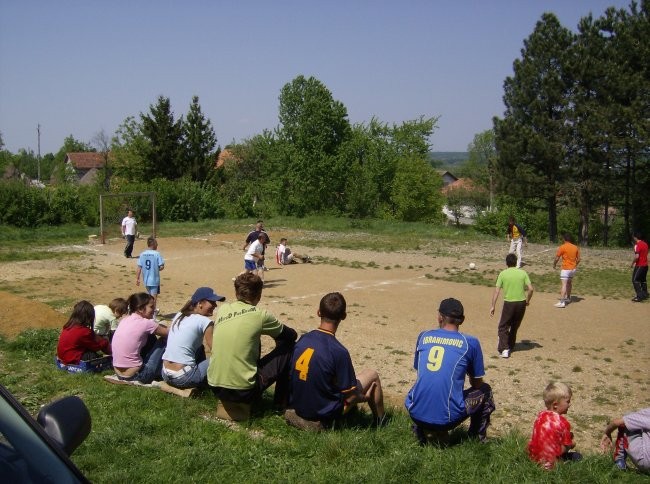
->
<box><xmin>37</xmin><ymin>124</ymin><xmax>41</xmax><ymax>182</ymax></box>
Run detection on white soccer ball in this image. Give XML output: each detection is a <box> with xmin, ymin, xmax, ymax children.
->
<box><xmin>469</xmin><ymin>262</ymin><xmax>476</xmax><ymax>270</ymax></box>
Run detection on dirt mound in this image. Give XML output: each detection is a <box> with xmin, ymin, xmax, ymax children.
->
<box><xmin>0</xmin><ymin>291</ymin><xmax>65</xmax><ymax>339</ymax></box>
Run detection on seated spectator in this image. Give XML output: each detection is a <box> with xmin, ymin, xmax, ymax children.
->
<box><xmin>93</xmin><ymin>298</ymin><xmax>127</xmax><ymax>340</ymax></box>
<box><xmin>405</xmin><ymin>298</ymin><xmax>495</xmax><ymax>444</ymax></box>
<box><xmin>57</xmin><ymin>300</ymin><xmax>111</xmax><ymax>365</ymax></box>
<box><xmin>208</xmin><ymin>273</ymin><xmax>297</xmax><ymax>410</ymax></box>
<box><xmin>528</xmin><ymin>381</ymin><xmax>582</xmax><ymax>469</ymax></box>
<box><xmin>601</xmin><ymin>408</ymin><xmax>650</xmax><ymax>471</ymax></box>
<box><xmin>287</xmin><ymin>292</ymin><xmax>385</xmax><ymax>429</ymax></box>
<box><xmin>161</xmin><ymin>287</ymin><xmax>225</xmax><ymax>390</ymax></box>
<box><xmin>111</xmin><ymin>292</ymin><xmax>168</xmax><ymax>384</ymax></box>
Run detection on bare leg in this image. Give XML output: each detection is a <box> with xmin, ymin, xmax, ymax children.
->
<box><xmin>356</xmin><ymin>368</ymin><xmax>385</xmax><ymax>418</ymax></box>
<box><xmin>566</xmin><ymin>278</ymin><xmax>573</xmax><ymax>301</ymax></box>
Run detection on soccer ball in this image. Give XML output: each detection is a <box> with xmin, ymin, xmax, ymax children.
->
<box><xmin>469</xmin><ymin>263</ymin><xmax>476</xmax><ymax>270</ymax></box>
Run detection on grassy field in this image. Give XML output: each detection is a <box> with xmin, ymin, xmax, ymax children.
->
<box><xmin>1</xmin><ymin>330</ymin><xmax>642</xmax><ymax>483</ymax></box>
<box><xmin>0</xmin><ymin>218</ymin><xmax>643</xmax><ymax>482</ymax></box>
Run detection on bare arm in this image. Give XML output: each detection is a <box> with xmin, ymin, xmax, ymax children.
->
<box><xmin>490</xmin><ymin>288</ymin><xmax>501</xmax><ymax>316</ymax></box>
<box><xmin>136</xmin><ymin>266</ymin><xmax>142</xmax><ymax>286</ymax></box>
<box><xmin>553</xmin><ymin>255</ymin><xmax>561</xmax><ymax>269</ymax></box>
<box><xmin>600</xmin><ymin>417</ymin><xmax>626</xmax><ymax>452</ymax></box>
<box><xmin>154</xmin><ymin>324</ymin><xmax>168</xmax><ymax>337</ymax></box>
<box><xmin>203</xmin><ymin>324</ymin><xmax>214</xmax><ymax>353</ymax></box>
<box><xmin>159</xmin><ymin>264</ymin><xmax>165</xmax><ymax>272</ymax></box>
<box><xmin>526</xmin><ymin>284</ymin><xmax>534</xmax><ymax>305</ymax></box>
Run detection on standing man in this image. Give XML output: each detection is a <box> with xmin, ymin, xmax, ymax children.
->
<box><xmin>208</xmin><ymin>273</ymin><xmax>297</xmax><ymax>411</ymax></box>
<box><xmin>243</xmin><ymin>220</ymin><xmax>271</xmax><ymax>272</ymax></box>
<box><xmin>553</xmin><ymin>233</ymin><xmax>580</xmax><ymax>308</ymax></box>
<box><xmin>121</xmin><ymin>209</ymin><xmax>137</xmax><ymax>258</ymax></box>
<box><xmin>136</xmin><ymin>236</ymin><xmax>165</xmax><ymax>314</ymax></box>
<box><xmin>490</xmin><ymin>253</ymin><xmax>534</xmax><ymax>358</ymax></box>
<box><xmin>239</xmin><ymin>233</ymin><xmax>266</xmax><ymax>282</ymax></box>
<box><xmin>405</xmin><ymin>298</ymin><xmax>495</xmax><ymax>444</ymax></box>
<box><xmin>507</xmin><ymin>216</ymin><xmax>527</xmax><ymax>268</ymax></box>
<box><xmin>287</xmin><ymin>292</ymin><xmax>385</xmax><ymax>429</ymax></box>
<box><xmin>631</xmin><ymin>231</ymin><xmax>648</xmax><ymax>302</ymax></box>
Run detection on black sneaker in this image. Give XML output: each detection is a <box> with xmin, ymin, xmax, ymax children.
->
<box><xmin>632</xmin><ymin>297</ymin><xmax>642</xmax><ymax>302</ymax></box>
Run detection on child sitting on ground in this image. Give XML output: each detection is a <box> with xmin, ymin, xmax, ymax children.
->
<box><xmin>600</xmin><ymin>408</ymin><xmax>650</xmax><ymax>471</ymax></box>
<box><xmin>93</xmin><ymin>298</ymin><xmax>128</xmax><ymax>340</ymax></box>
<box><xmin>527</xmin><ymin>381</ymin><xmax>582</xmax><ymax>469</ymax></box>
<box><xmin>276</xmin><ymin>238</ymin><xmax>311</xmax><ymax>266</ymax></box>
<box><xmin>57</xmin><ymin>300</ymin><xmax>111</xmax><ymax>365</ymax></box>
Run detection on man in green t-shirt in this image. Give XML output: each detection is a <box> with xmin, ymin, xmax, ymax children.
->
<box><xmin>208</xmin><ymin>273</ymin><xmax>297</xmax><ymax>407</ymax></box>
<box><xmin>490</xmin><ymin>253</ymin><xmax>534</xmax><ymax>359</ymax></box>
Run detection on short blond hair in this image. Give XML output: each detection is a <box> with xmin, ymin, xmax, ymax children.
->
<box><xmin>543</xmin><ymin>381</ymin><xmax>572</xmax><ymax>407</ymax></box>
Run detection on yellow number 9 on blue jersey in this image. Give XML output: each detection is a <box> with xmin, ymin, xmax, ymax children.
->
<box><xmin>426</xmin><ymin>346</ymin><xmax>445</xmax><ymax>372</ymax></box>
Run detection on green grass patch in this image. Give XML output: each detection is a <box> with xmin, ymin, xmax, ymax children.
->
<box><xmin>0</xmin><ymin>329</ymin><xmax>646</xmax><ymax>483</ymax></box>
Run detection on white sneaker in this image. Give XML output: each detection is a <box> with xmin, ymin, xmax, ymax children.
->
<box><xmin>554</xmin><ymin>301</ymin><xmax>566</xmax><ymax>308</ymax></box>
<box><xmin>500</xmin><ymin>349</ymin><xmax>510</xmax><ymax>358</ymax></box>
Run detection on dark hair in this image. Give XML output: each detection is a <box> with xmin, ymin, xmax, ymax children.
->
<box><xmin>109</xmin><ymin>298</ymin><xmax>128</xmax><ymax>317</ymax></box>
<box><xmin>147</xmin><ymin>236</ymin><xmax>156</xmax><ymax>248</ymax></box>
<box><xmin>63</xmin><ymin>300</ymin><xmax>95</xmax><ymax>330</ymax></box>
<box><xmin>127</xmin><ymin>292</ymin><xmax>154</xmax><ymax>314</ymax></box>
<box><xmin>172</xmin><ymin>299</ymin><xmax>198</xmax><ymax>329</ymax></box>
<box><xmin>505</xmin><ymin>253</ymin><xmax>517</xmax><ymax>267</ymax></box>
<box><xmin>633</xmin><ymin>231</ymin><xmax>644</xmax><ymax>240</ymax></box>
<box><xmin>234</xmin><ymin>273</ymin><xmax>264</xmax><ymax>304</ymax></box>
<box><xmin>319</xmin><ymin>292</ymin><xmax>346</xmax><ymax>323</ymax></box>
<box><xmin>562</xmin><ymin>233</ymin><xmax>574</xmax><ymax>243</ymax></box>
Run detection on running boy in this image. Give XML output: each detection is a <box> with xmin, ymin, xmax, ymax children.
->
<box><xmin>527</xmin><ymin>381</ymin><xmax>581</xmax><ymax>469</ymax></box>
<box><xmin>507</xmin><ymin>216</ymin><xmax>527</xmax><ymax>268</ymax></box>
<box><xmin>631</xmin><ymin>231</ymin><xmax>648</xmax><ymax>302</ymax></box>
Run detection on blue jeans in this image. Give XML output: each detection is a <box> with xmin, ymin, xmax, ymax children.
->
<box><xmin>118</xmin><ymin>338</ymin><xmax>166</xmax><ymax>384</ymax></box>
<box><xmin>162</xmin><ymin>360</ymin><xmax>209</xmax><ymax>389</ymax></box>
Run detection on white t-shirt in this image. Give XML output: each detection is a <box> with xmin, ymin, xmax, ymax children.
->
<box><xmin>245</xmin><ymin>240</ymin><xmax>264</xmax><ymax>261</ymax></box>
<box><xmin>122</xmin><ymin>216</ymin><xmax>137</xmax><ymax>236</ymax></box>
<box><xmin>94</xmin><ymin>304</ymin><xmax>118</xmax><ymax>336</ymax></box>
<box><xmin>162</xmin><ymin>313</ymin><xmax>213</xmax><ymax>366</ymax></box>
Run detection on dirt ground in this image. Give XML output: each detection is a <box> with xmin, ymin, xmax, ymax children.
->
<box><xmin>0</xmin><ymin>230</ymin><xmax>648</xmax><ymax>452</ymax></box>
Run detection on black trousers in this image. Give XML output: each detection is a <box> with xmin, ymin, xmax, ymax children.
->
<box><xmin>497</xmin><ymin>301</ymin><xmax>527</xmax><ymax>353</ymax></box>
<box><xmin>632</xmin><ymin>266</ymin><xmax>648</xmax><ymax>299</ymax></box>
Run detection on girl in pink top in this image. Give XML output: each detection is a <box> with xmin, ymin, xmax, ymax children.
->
<box><xmin>111</xmin><ymin>292</ymin><xmax>168</xmax><ymax>383</ymax></box>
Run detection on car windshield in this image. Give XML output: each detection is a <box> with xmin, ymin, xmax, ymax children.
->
<box><xmin>0</xmin><ymin>396</ymin><xmax>83</xmax><ymax>483</ymax></box>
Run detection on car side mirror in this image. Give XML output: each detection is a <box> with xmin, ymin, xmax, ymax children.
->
<box><xmin>37</xmin><ymin>396</ymin><xmax>91</xmax><ymax>456</ymax></box>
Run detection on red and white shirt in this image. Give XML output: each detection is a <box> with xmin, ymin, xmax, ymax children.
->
<box><xmin>527</xmin><ymin>410</ymin><xmax>574</xmax><ymax>469</ymax></box>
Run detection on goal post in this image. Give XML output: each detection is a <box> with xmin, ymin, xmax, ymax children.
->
<box><xmin>99</xmin><ymin>192</ymin><xmax>157</xmax><ymax>244</ymax></box>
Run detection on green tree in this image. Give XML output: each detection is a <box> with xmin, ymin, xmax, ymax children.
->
<box><xmin>494</xmin><ymin>13</ymin><xmax>574</xmax><ymax>242</ymax></box>
<box><xmin>391</xmin><ymin>156</ymin><xmax>443</xmax><ymax>222</ymax></box>
<box><xmin>140</xmin><ymin>96</ymin><xmax>185</xmax><ymax>180</ymax></box>
<box><xmin>111</xmin><ymin>116</ymin><xmax>150</xmax><ymax>183</ymax></box>
<box><xmin>461</xmin><ymin>129</ymin><xmax>496</xmax><ymax>210</ymax></box>
<box><xmin>184</xmin><ymin>95</ymin><xmax>217</xmax><ymax>182</ymax></box>
<box><xmin>276</xmin><ymin>75</ymin><xmax>352</xmax><ymax>215</ymax></box>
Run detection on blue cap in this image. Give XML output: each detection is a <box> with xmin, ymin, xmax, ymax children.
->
<box><xmin>191</xmin><ymin>287</ymin><xmax>225</xmax><ymax>304</ymax></box>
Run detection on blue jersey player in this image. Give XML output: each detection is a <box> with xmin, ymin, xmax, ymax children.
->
<box><xmin>287</xmin><ymin>292</ymin><xmax>385</xmax><ymax>429</ymax></box>
<box><xmin>136</xmin><ymin>236</ymin><xmax>165</xmax><ymax>312</ymax></box>
<box><xmin>405</xmin><ymin>298</ymin><xmax>495</xmax><ymax>444</ymax></box>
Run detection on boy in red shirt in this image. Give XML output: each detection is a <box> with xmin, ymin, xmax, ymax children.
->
<box><xmin>631</xmin><ymin>231</ymin><xmax>648</xmax><ymax>302</ymax></box>
<box><xmin>527</xmin><ymin>381</ymin><xmax>582</xmax><ymax>469</ymax></box>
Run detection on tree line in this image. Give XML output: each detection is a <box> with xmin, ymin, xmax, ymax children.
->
<box><xmin>1</xmin><ymin>2</ymin><xmax>647</xmax><ymax>244</ymax></box>
<box><xmin>493</xmin><ymin>2</ymin><xmax>649</xmax><ymax>244</ymax></box>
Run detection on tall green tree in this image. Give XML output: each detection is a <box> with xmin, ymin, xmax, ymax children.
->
<box><xmin>494</xmin><ymin>13</ymin><xmax>574</xmax><ymax>242</ymax></box>
<box><xmin>461</xmin><ymin>129</ymin><xmax>497</xmax><ymax>210</ymax></box>
<box><xmin>276</xmin><ymin>75</ymin><xmax>352</xmax><ymax>215</ymax></box>
<box><xmin>184</xmin><ymin>95</ymin><xmax>217</xmax><ymax>182</ymax></box>
<box><xmin>391</xmin><ymin>155</ymin><xmax>443</xmax><ymax>222</ymax></box>
<box><xmin>140</xmin><ymin>96</ymin><xmax>185</xmax><ymax>180</ymax></box>
<box><xmin>111</xmin><ymin>116</ymin><xmax>150</xmax><ymax>183</ymax></box>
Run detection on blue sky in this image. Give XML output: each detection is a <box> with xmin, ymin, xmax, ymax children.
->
<box><xmin>0</xmin><ymin>0</ymin><xmax>633</xmax><ymax>155</ymax></box>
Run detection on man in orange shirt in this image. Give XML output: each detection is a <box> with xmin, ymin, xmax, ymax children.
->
<box><xmin>553</xmin><ymin>233</ymin><xmax>580</xmax><ymax>308</ymax></box>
